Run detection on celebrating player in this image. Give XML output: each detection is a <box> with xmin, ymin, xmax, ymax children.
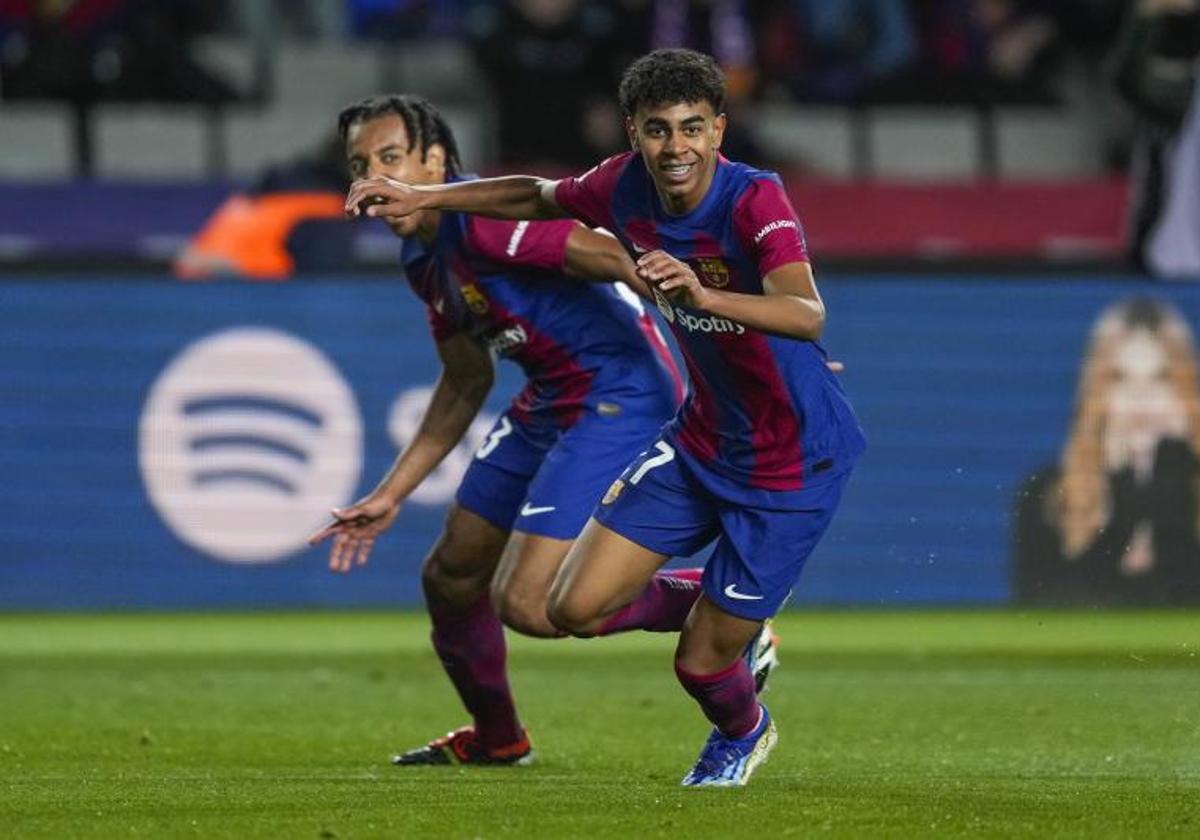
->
<box><xmin>344</xmin><ymin>50</ymin><xmax>867</xmax><ymax>786</ymax></box>
<box><xmin>312</xmin><ymin>94</ymin><xmax>777</xmax><ymax>768</ymax></box>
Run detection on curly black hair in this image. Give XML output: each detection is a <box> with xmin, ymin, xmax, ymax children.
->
<box><xmin>336</xmin><ymin>93</ymin><xmax>462</xmax><ymax>176</ymax></box>
<box><xmin>617</xmin><ymin>49</ymin><xmax>726</xmax><ymax>118</ymax></box>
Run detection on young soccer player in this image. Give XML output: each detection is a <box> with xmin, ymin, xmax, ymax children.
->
<box><xmin>312</xmin><ymin>94</ymin><xmax>776</xmax><ymax>767</ymax></box>
<box><xmin>344</xmin><ymin>51</ymin><xmax>866</xmax><ymax>786</ymax></box>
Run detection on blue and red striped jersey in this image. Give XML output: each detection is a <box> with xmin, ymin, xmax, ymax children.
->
<box><xmin>556</xmin><ymin>152</ymin><xmax>866</xmax><ymax>497</ymax></box>
<box><xmin>401</xmin><ymin>178</ymin><xmax>683</xmax><ymax>433</ymax></box>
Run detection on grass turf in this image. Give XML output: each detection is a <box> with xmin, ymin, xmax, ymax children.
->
<box><xmin>1</xmin><ymin>611</ymin><xmax>1198</xmax><ymax>838</ymax></box>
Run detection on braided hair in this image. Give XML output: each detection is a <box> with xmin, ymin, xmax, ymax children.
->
<box><xmin>337</xmin><ymin>93</ymin><xmax>463</xmax><ymax>176</ymax></box>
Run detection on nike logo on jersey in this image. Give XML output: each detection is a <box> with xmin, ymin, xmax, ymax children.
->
<box><xmin>723</xmin><ymin>584</ymin><xmax>764</xmax><ymax>601</ymax></box>
<box><xmin>520</xmin><ymin>503</ymin><xmax>556</xmax><ymax>516</ymax></box>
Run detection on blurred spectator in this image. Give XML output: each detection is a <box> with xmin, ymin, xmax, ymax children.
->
<box><xmin>1013</xmin><ymin>298</ymin><xmax>1200</xmax><ymax>606</ymax></box>
<box><xmin>0</xmin><ymin>0</ymin><xmax>237</xmax><ymax>104</ymax></box>
<box><xmin>467</xmin><ymin>0</ymin><xmax>624</xmax><ymax>167</ymax></box>
<box><xmin>1111</xmin><ymin>0</ymin><xmax>1200</xmax><ymax>275</ymax></box>
<box><xmin>347</xmin><ymin>0</ymin><xmax>463</xmax><ymax>40</ymax></box>
<box><xmin>643</xmin><ymin>0</ymin><xmax>757</xmax><ymax>99</ymax></box>
<box><xmin>173</xmin><ymin>133</ymin><xmax>353</xmax><ymax>280</ymax></box>
<box><xmin>757</xmin><ymin>0</ymin><xmax>918</xmax><ymax>103</ymax></box>
<box><xmin>910</xmin><ymin>0</ymin><xmax>1061</xmax><ymax>104</ymax></box>
<box><xmin>219</xmin><ymin>0</ymin><xmax>347</xmax><ymax>42</ymax></box>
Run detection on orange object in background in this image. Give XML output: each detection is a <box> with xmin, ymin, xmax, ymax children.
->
<box><xmin>173</xmin><ymin>192</ymin><xmax>347</xmax><ymax>280</ymax></box>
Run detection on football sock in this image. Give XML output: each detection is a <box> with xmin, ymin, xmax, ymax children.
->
<box><xmin>596</xmin><ymin>568</ymin><xmax>703</xmax><ymax>635</ymax></box>
<box><xmin>675</xmin><ymin>658</ymin><xmax>761</xmax><ymax>740</ymax></box>
<box><xmin>427</xmin><ymin>591</ymin><xmax>523</xmax><ymax>751</ymax></box>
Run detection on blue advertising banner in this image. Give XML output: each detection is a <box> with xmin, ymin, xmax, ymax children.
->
<box><xmin>2</xmin><ymin>277</ymin><xmax>1198</xmax><ymax>609</ymax></box>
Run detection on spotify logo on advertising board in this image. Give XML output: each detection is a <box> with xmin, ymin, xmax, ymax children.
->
<box><xmin>139</xmin><ymin>328</ymin><xmax>363</xmax><ymax>564</ymax></box>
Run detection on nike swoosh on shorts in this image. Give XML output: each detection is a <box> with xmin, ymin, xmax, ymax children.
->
<box><xmin>520</xmin><ymin>503</ymin><xmax>556</xmax><ymax>516</ymax></box>
<box><xmin>723</xmin><ymin>584</ymin><xmax>764</xmax><ymax>601</ymax></box>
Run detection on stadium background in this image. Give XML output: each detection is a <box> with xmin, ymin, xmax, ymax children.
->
<box><xmin>1</xmin><ymin>0</ymin><xmax>1197</xmax><ymax>610</ymax></box>
<box><xmin>3</xmin><ymin>4</ymin><xmax>1199</xmax><ymax>837</ymax></box>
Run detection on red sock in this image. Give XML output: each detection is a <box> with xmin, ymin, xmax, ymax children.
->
<box><xmin>428</xmin><ymin>592</ymin><xmax>522</xmax><ymax>750</ymax></box>
<box><xmin>675</xmin><ymin>658</ymin><xmax>760</xmax><ymax>739</ymax></box>
<box><xmin>596</xmin><ymin>568</ymin><xmax>703</xmax><ymax>635</ymax></box>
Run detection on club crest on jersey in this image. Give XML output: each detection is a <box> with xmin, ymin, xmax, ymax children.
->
<box><xmin>693</xmin><ymin>258</ymin><xmax>730</xmax><ymax>288</ymax></box>
<box><xmin>460</xmin><ymin>283</ymin><xmax>489</xmax><ymax>315</ymax></box>
<box><xmin>601</xmin><ymin>478</ymin><xmax>625</xmax><ymax>505</ymax></box>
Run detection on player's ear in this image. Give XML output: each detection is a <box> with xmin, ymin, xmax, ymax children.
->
<box><xmin>625</xmin><ymin>116</ymin><xmax>639</xmax><ymax>151</ymax></box>
<box><xmin>424</xmin><ymin>143</ymin><xmax>446</xmax><ymax>178</ymax></box>
<box><xmin>713</xmin><ymin>113</ymin><xmax>727</xmax><ymax>150</ymax></box>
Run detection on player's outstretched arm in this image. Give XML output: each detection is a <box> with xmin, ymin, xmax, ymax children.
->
<box><xmin>346</xmin><ymin>175</ymin><xmax>568</xmax><ymax>223</ymax></box>
<box><xmin>309</xmin><ymin>333</ymin><xmax>495</xmax><ymax>572</ymax></box>
<box><xmin>561</xmin><ymin>226</ymin><xmax>653</xmax><ymax>297</ymax></box>
<box><xmin>637</xmin><ymin>252</ymin><xmax>826</xmax><ymax>340</ymax></box>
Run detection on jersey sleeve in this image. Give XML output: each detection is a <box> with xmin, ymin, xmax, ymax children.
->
<box><xmin>464</xmin><ymin>216</ymin><xmax>575</xmax><ymax>272</ymax></box>
<box><xmin>732</xmin><ymin>175</ymin><xmax>810</xmax><ymax>277</ymax></box>
<box><xmin>552</xmin><ymin>153</ymin><xmax>631</xmax><ymax>230</ymax></box>
<box><xmin>425</xmin><ymin>303</ymin><xmax>462</xmax><ymax>344</ymax></box>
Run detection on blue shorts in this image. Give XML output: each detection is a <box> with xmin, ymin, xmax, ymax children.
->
<box><xmin>456</xmin><ymin>408</ymin><xmax>667</xmax><ymax>540</ymax></box>
<box><xmin>593</xmin><ymin>439</ymin><xmax>851</xmax><ymax>621</ymax></box>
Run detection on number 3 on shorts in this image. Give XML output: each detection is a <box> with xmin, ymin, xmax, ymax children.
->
<box><xmin>476</xmin><ymin>416</ymin><xmax>513</xmax><ymax>459</ymax></box>
<box><xmin>629</xmin><ymin>440</ymin><xmax>675</xmax><ymax>485</ymax></box>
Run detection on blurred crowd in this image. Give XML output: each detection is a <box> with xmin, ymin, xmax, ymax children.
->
<box><xmin>3</xmin><ymin>1</ymin><xmax>1198</xmax><ymax>276</ymax></box>
<box><xmin>0</xmin><ymin>1</ymin><xmax>1135</xmax><ymax>112</ymax></box>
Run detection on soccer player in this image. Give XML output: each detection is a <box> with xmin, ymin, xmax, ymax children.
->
<box><xmin>344</xmin><ymin>50</ymin><xmax>867</xmax><ymax>786</ymax></box>
<box><xmin>312</xmin><ymin>94</ymin><xmax>764</xmax><ymax>767</ymax></box>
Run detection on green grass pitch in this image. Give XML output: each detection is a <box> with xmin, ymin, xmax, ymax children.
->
<box><xmin>2</xmin><ymin>611</ymin><xmax>1198</xmax><ymax>838</ymax></box>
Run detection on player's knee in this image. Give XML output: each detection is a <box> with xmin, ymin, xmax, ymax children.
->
<box><xmin>421</xmin><ymin>549</ymin><xmax>488</xmax><ymax>608</ymax></box>
<box><xmin>546</xmin><ymin>590</ymin><xmax>602</xmax><ymax>637</ymax></box>
<box><xmin>491</xmin><ymin>579</ymin><xmax>558</xmax><ymax>638</ymax></box>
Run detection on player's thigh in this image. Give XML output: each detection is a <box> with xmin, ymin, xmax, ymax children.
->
<box><xmin>675</xmin><ymin>593</ymin><xmax>764</xmax><ymax>674</ymax></box>
<box><xmin>550</xmin><ymin>440</ymin><xmax>718</xmax><ymax>629</ymax></box>
<box><xmin>490</xmin><ymin>530</ymin><xmax>572</xmax><ymax>633</ymax></box>
<box><xmin>425</xmin><ymin>502</ymin><xmax>511</xmax><ymax>584</ymax></box>
<box><xmin>547</xmin><ymin>519</ymin><xmax>671</xmax><ymax>633</ymax></box>
<box><xmin>702</xmin><ymin>472</ymin><xmax>851</xmax><ymax>623</ymax></box>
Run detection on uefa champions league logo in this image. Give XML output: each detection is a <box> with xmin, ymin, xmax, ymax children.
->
<box><xmin>139</xmin><ymin>327</ymin><xmax>363</xmax><ymax>564</ymax></box>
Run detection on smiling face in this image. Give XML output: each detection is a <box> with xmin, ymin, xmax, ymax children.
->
<box><xmin>1106</xmin><ymin>329</ymin><xmax>1179</xmax><ymax>430</ymax></box>
<box><xmin>627</xmin><ymin>100</ymin><xmax>726</xmax><ymax>215</ymax></box>
<box><xmin>344</xmin><ymin>112</ymin><xmax>445</xmax><ymax>239</ymax></box>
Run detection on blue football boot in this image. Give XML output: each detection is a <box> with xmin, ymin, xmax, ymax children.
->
<box><xmin>681</xmin><ymin>705</ymin><xmax>778</xmax><ymax>787</ymax></box>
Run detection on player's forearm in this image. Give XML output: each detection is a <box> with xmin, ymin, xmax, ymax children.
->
<box><xmin>700</xmin><ymin>290</ymin><xmax>825</xmax><ymax>340</ymax></box>
<box><xmin>416</xmin><ymin>176</ymin><xmax>563</xmax><ymax>221</ymax></box>
<box><xmin>563</xmin><ymin>227</ymin><xmax>653</xmax><ymax>296</ymax></box>
<box><xmin>373</xmin><ymin>370</ymin><xmax>492</xmax><ymax>502</ymax></box>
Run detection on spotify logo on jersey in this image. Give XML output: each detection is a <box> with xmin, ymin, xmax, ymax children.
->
<box><xmin>139</xmin><ymin>327</ymin><xmax>363</xmax><ymax>564</ymax></box>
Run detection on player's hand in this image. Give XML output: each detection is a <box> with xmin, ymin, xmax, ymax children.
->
<box><xmin>308</xmin><ymin>493</ymin><xmax>402</xmax><ymax>574</ymax></box>
<box><xmin>344</xmin><ymin>176</ymin><xmax>424</xmax><ymax>221</ymax></box>
<box><xmin>636</xmin><ymin>251</ymin><xmax>714</xmax><ymax>311</ymax></box>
